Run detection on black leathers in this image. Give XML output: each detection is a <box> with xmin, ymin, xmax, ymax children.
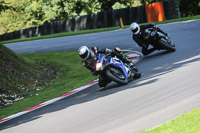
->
<box><xmin>132</xmin><ymin>23</ymin><xmax>167</xmax><ymax>55</ymax></box>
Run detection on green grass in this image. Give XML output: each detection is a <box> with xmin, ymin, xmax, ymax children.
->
<box><xmin>1</xmin><ymin>15</ymin><xmax>200</xmax><ymax>45</ymax></box>
<box><xmin>0</xmin><ymin>51</ymin><xmax>96</xmax><ymax>119</ymax></box>
<box><xmin>142</xmin><ymin>108</ymin><xmax>200</xmax><ymax>133</ymax></box>
<box><xmin>0</xmin><ymin>44</ymin><xmax>59</xmax><ymax>103</ymax></box>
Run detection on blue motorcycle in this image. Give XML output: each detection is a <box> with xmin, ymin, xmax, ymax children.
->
<box><xmin>95</xmin><ymin>52</ymin><xmax>141</xmax><ymax>86</ymax></box>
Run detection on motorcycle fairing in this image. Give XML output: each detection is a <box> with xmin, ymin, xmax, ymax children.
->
<box><xmin>105</xmin><ymin>56</ymin><xmax>129</xmax><ymax>78</ymax></box>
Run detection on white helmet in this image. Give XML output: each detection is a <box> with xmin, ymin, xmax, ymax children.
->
<box><xmin>78</xmin><ymin>46</ymin><xmax>91</xmax><ymax>60</ymax></box>
<box><xmin>130</xmin><ymin>22</ymin><xmax>140</xmax><ymax>35</ymax></box>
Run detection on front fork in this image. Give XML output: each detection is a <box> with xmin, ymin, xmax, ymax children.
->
<box><xmin>124</xmin><ymin>63</ymin><xmax>135</xmax><ymax>78</ymax></box>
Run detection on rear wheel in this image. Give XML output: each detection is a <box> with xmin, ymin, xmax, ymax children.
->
<box><xmin>159</xmin><ymin>39</ymin><xmax>176</xmax><ymax>52</ymax></box>
<box><xmin>105</xmin><ymin>68</ymin><xmax>128</xmax><ymax>85</ymax></box>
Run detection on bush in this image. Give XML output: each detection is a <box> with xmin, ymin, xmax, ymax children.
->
<box><xmin>179</xmin><ymin>0</ymin><xmax>200</xmax><ymax>17</ymax></box>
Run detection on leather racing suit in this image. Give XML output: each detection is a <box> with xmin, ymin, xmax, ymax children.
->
<box><xmin>132</xmin><ymin>23</ymin><xmax>168</xmax><ymax>55</ymax></box>
<box><xmin>82</xmin><ymin>47</ymin><xmax>131</xmax><ymax>87</ymax></box>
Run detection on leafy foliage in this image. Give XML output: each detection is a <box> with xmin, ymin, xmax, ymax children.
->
<box><xmin>0</xmin><ymin>0</ymin><xmax>141</xmax><ymax>35</ymax></box>
<box><xmin>179</xmin><ymin>0</ymin><xmax>200</xmax><ymax>17</ymax></box>
<box><xmin>140</xmin><ymin>0</ymin><xmax>160</xmax><ymax>5</ymax></box>
<box><xmin>0</xmin><ymin>0</ymin><xmax>199</xmax><ymax>35</ymax></box>
<box><xmin>0</xmin><ymin>0</ymin><xmax>14</xmax><ymax>12</ymax></box>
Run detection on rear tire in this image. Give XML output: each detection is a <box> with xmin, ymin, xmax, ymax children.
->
<box><xmin>159</xmin><ymin>39</ymin><xmax>176</xmax><ymax>52</ymax></box>
<box><xmin>105</xmin><ymin>69</ymin><xmax>128</xmax><ymax>85</ymax></box>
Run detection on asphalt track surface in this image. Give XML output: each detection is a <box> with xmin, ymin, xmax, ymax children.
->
<box><xmin>2</xmin><ymin>19</ymin><xmax>200</xmax><ymax>133</ymax></box>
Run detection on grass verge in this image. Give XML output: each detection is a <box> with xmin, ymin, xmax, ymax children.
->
<box><xmin>1</xmin><ymin>15</ymin><xmax>200</xmax><ymax>45</ymax></box>
<box><xmin>0</xmin><ymin>51</ymin><xmax>96</xmax><ymax>119</ymax></box>
<box><xmin>0</xmin><ymin>45</ymin><xmax>59</xmax><ymax>107</ymax></box>
<box><xmin>141</xmin><ymin>108</ymin><xmax>200</xmax><ymax>133</ymax></box>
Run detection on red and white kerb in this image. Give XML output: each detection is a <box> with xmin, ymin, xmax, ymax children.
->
<box><xmin>0</xmin><ymin>80</ymin><xmax>98</xmax><ymax>124</ymax></box>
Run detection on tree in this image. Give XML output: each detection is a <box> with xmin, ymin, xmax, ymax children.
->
<box><xmin>179</xmin><ymin>0</ymin><xmax>200</xmax><ymax>17</ymax></box>
<box><xmin>140</xmin><ymin>0</ymin><xmax>160</xmax><ymax>5</ymax></box>
<box><xmin>0</xmin><ymin>0</ymin><xmax>165</xmax><ymax>35</ymax></box>
<box><xmin>0</xmin><ymin>0</ymin><xmax>14</xmax><ymax>12</ymax></box>
<box><xmin>98</xmin><ymin>0</ymin><xmax>133</xmax><ymax>11</ymax></box>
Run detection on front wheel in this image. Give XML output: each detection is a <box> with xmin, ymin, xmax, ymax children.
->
<box><xmin>159</xmin><ymin>39</ymin><xmax>176</xmax><ymax>52</ymax></box>
<box><xmin>131</xmin><ymin>66</ymin><xmax>141</xmax><ymax>79</ymax></box>
<box><xmin>105</xmin><ymin>69</ymin><xmax>128</xmax><ymax>85</ymax></box>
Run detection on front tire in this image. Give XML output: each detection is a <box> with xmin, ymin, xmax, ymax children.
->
<box><xmin>159</xmin><ymin>39</ymin><xmax>176</xmax><ymax>52</ymax></box>
<box><xmin>131</xmin><ymin>66</ymin><xmax>141</xmax><ymax>79</ymax></box>
<box><xmin>105</xmin><ymin>69</ymin><xmax>128</xmax><ymax>85</ymax></box>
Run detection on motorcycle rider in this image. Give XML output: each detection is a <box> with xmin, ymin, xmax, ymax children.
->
<box><xmin>130</xmin><ymin>22</ymin><xmax>168</xmax><ymax>55</ymax></box>
<box><xmin>78</xmin><ymin>45</ymin><xmax>133</xmax><ymax>87</ymax></box>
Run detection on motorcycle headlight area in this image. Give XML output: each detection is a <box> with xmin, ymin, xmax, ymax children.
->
<box><xmin>96</xmin><ymin>63</ymin><xmax>103</xmax><ymax>71</ymax></box>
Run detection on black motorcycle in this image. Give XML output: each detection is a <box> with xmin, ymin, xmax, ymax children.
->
<box><xmin>143</xmin><ymin>27</ymin><xmax>176</xmax><ymax>52</ymax></box>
